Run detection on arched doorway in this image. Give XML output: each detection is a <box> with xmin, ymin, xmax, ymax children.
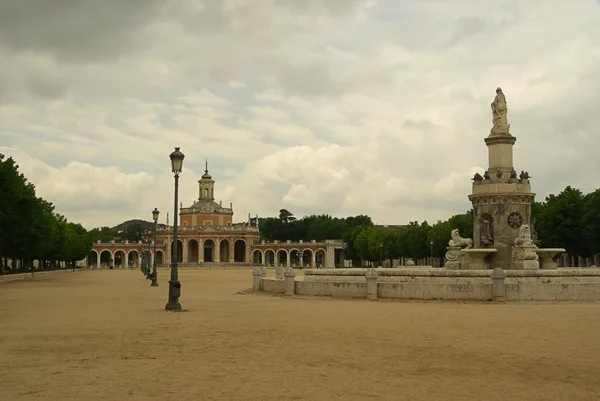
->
<box><xmin>155</xmin><ymin>250</ymin><xmax>165</xmax><ymax>265</ymax></box>
<box><xmin>171</xmin><ymin>240</ymin><xmax>183</xmax><ymax>263</ymax></box>
<box><xmin>265</xmin><ymin>250</ymin><xmax>275</xmax><ymax>266</ymax></box>
<box><xmin>277</xmin><ymin>249</ymin><xmax>287</xmax><ymax>267</ymax></box>
<box><xmin>302</xmin><ymin>249</ymin><xmax>313</xmax><ymax>267</ymax></box>
<box><xmin>290</xmin><ymin>249</ymin><xmax>301</xmax><ymax>267</ymax></box>
<box><xmin>87</xmin><ymin>251</ymin><xmax>98</xmax><ymax>268</ymax></box>
<box><xmin>220</xmin><ymin>240</ymin><xmax>230</xmax><ymax>263</ymax></box>
<box><xmin>252</xmin><ymin>250</ymin><xmax>263</xmax><ymax>264</ymax></box>
<box><xmin>234</xmin><ymin>240</ymin><xmax>246</xmax><ymax>263</ymax></box>
<box><xmin>316</xmin><ymin>249</ymin><xmax>326</xmax><ymax>268</ymax></box>
<box><xmin>99</xmin><ymin>250</ymin><xmax>111</xmax><ymax>268</ymax></box>
<box><xmin>203</xmin><ymin>239</ymin><xmax>215</xmax><ymax>262</ymax></box>
<box><xmin>188</xmin><ymin>240</ymin><xmax>199</xmax><ymax>263</ymax></box>
<box><xmin>127</xmin><ymin>250</ymin><xmax>139</xmax><ymax>268</ymax></box>
<box><xmin>114</xmin><ymin>250</ymin><xmax>126</xmax><ymax>268</ymax></box>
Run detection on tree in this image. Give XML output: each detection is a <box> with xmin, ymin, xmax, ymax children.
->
<box><xmin>0</xmin><ymin>154</ymin><xmax>92</xmax><ymax>273</ymax></box>
<box><xmin>582</xmin><ymin>189</ymin><xmax>600</xmax><ymax>257</ymax></box>
<box><xmin>536</xmin><ymin>186</ymin><xmax>587</xmax><ymax>255</ymax></box>
<box><xmin>278</xmin><ymin>209</ymin><xmax>296</xmax><ymax>224</ymax></box>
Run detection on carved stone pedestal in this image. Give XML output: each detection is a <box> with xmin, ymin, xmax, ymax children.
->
<box><xmin>511</xmin><ymin>244</ymin><xmax>539</xmax><ymax>270</ymax></box>
<box><xmin>444</xmin><ymin>246</ymin><xmax>463</xmax><ymax>269</ymax></box>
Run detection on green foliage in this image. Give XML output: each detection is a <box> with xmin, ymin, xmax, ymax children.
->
<box><xmin>0</xmin><ymin>154</ymin><xmax>92</xmax><ymax>273</ymax></box>
<box><xmin>534</xmin><ymin>186</ymin><xmax>587</xmax><ymax>255</ymax></box>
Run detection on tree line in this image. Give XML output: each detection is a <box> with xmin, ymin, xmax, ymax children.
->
<box><xmin>0</xmin><ymin>154</ymin><xmax>92</xmax><ymax>274</ymax></box>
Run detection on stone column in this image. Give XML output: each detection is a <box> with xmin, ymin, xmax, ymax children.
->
<box><xmin>365</xmin><ymin>268</ymin><xmax>378</xmax><ymax>299</ymax></box>
<box><xmin>286</xmin><ymin>251</ymin><xmax>291</xmax><ymax>268</ymax></box>
<box><xmin>311</xmin><ymin>251</ymin><xmax>316</xmax><ymax>268</ymax></box>
<box><xmin>214</xmin><ymin>240</ymin><xmax>221</xmax><ymax>263</ymax></box>
<box><xmin>325</xmin><ymin>245</ymin><xmax>335</xmax><ymax>268</ymax></box>
<box><xmin>284</xmin><ymin>267</ymin><xmax>296</xmax><ymax>295</ymax></box>
<box><xmin>199</xmin><ymin>238</ymin><xmax>204</xmax><ymax>263</ymax></box>
<box><xmin>182</xmin><ymin>239</ymin><xmax>188</xmax><ymax>263</ymax></box>
<box><xmin>252</xmin><ymin>267</ymin><xmax>262</xmax><ymax>292</ymax></box>
<box><xmin>491</xmin><ymin>268</ymin><xmax>506</xmax><ymax>302</ymax></box>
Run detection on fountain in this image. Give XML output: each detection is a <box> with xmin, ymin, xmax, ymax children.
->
<box><xmin>252</xmin><ymin>88</ymin><xmax>600</xmax><ymax>302</ymax></box>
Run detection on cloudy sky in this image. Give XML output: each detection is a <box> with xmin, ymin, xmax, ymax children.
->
<box><xmin>1</xmin><ymin>0</ymin><xmax>599</xmax><ymax>229</ymax></box>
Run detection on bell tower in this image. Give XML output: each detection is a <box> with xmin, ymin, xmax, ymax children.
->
<box><xmin>198</xmin><ymin>159</ymin><xmax>215</xmax><ymax>201</ymax></box>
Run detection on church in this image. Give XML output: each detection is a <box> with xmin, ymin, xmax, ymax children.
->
<box><xmin>157</xmin><ymin>161</ymin><xmax>260</xmax><ymax>264</ymax></box>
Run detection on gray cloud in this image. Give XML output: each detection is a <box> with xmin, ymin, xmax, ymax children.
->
<box><xmin>0</xmin><ymin>0</ymin><xmax>163</xmax><ymax>62</ymax></box>
<box><xmin>447</xmin><ymin>17</ymin><xmax>487</xmax><ymax>46</ymax></box>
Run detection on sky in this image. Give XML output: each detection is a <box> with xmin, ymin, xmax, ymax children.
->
<box><xmin>1</xmin><ymin>0</ymin><xmax>600</xmax><ymax>230</ymax></box>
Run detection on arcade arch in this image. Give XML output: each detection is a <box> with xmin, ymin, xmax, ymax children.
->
<box><xmin>127</xmin><ymin>250</ymin><xmax>140</xmax><ymax>268</ymax></box>
<box><xmin>219</xmin><ymin>239</ymin><xmax>230</xmax><ymax>263</ymax></box>
<box><xmin>276</xmin><ymin>249</ymin><xmax>287</xmax><ymax>267</ymax></box>
<box><xmin>252</xmin><ymin>249</ymin><xmax>263</xmax><ymax>264</ymax></box>
<box><xmin>302</xmin><ymin>249</ymin><xmax>313</xmax><ymax>267</ymax></box>
<box><xmin>203</xmin><ymin>239</ymin><xmax>215</xmax><ymax>262</ymax></box>
<box><xmin>155</xmin><ymin>250</ymin><xmax>165</xmax><ymax>265</ymax></box>
<box><xmin>265</xmin><ymin>250</ymin><xmax>275</xmax><ymax>266</ymax></box>
<box><xmin>171</xmin><ymin>240</ymin><xmax>183</xmax><ymax>263</ymax></box>
<box><xmin>234</xmin><ymin>240</ymin><xmax>246</xmax><ymax>263</ymax></box>
<box><xmin>188</xmin><ymin>239</ymin><xmax>199</xmax><ymax>263</ymax></box>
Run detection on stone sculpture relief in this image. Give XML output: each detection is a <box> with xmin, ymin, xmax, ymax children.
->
<box><xmin>448</xmin><ymin>229</ymin><xmax>473</xmax><ymax>249</ymax></box>
<box><xmin>507</xmin><ymin>212</ymin><xmax>523</xmax><ymax>229</ymax></box>
<box><xmin>472</xmin><ymin>172</ymin><xmax>483</xmax><ymax>182</ymax></box>
<box><xmin>491</xmin><ymin>87</ymin><xmax>510</xmax><ymax>135</ymax></box>
<box><xmin>480</xmin><ymin>219</ymin><xmax>494</xmax><ymax>246</ymax></box>
<box><xmin>512</xmin><ymin>225</ymin><xmax>539</xmax><ymax>267</ymax></box>
<box><xmin>518</xmin><ymin>171</ymin><xmax>531</xmax><ymax>183</ymax></box>
<box><xmin>514</xmin><ymin>224</ymin><xmax>535</xmax><ymax>246</ymax></box>
<box><xmin>483</xmin><ymin>171</ymin><xmax>491</xmax><ymax>180</ymax></box>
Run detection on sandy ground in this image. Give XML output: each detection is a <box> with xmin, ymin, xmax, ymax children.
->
<box><xmin>1</xmin><ymin>269</ymin><xmax>600</xmax><ymax>401</ymax></box>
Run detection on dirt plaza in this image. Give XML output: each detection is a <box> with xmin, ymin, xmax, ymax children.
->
<box><xmin>1</xmin><ymin>269</ymin><xmax>599</xmax><ymax>401</ymax></box>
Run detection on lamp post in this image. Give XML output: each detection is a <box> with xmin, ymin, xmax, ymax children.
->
<box><xmin>165</xmin><ymin>147</ymin><xmax>185</xmax><ymax>311</ymax></box>
<box><xmin>430</xmin><ymin>239</ymin><xmax>434</xmax><ymax>259</ymax></box>
<box><xmin>151</xmin><ymin>208</ymin><xmax>159</xmax><ymax>287</ymax></box>
<box><xmin>379</xmin><ymin>242</ymin><xmax>383</xmax><ymax>267</ymax></box>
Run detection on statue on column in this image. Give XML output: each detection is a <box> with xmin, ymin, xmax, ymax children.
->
<box><xmin>491</xmin><ymin>87</ymin><xmax>510</xmax><ymax>135</ymax></box>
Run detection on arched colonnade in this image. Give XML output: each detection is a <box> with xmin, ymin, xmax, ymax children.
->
<box><xmin>87</xmin><ymin>248</ymin><xmax>166</xmax><ymax>269</ymax></box>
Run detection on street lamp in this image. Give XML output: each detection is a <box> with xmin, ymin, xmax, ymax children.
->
<box><xmin>151</xmin><ymin>208</ymin><xmax>159</xmax><ymax>287</ymax></box>
<box><xmin>165</xmin><ymin>147</ymin><xmax>185</xmax><ymax>311</ymax></box>
<box><xmin>379</xmin><ymin>242</ymin><xmax>383</xmax><ymax>267</ymax></box>
<box><xmin>430</xmin><ymin>239</ymin><xmax>434</xmax><ymax>259</ymax></box>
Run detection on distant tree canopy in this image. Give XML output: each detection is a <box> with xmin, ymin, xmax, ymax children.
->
<box><xmin>259</xmin><ymin>209</ymin><xmax>373</xmax><ymax>242</ymax></box>
<box><xmin>532</xmin><ymin>186</ymin><xmax>600</xmax><ymax>257</ymax></box>
<box><xmin>0</xmin><ymin>154</ymin><xmax>93</xmax><ymax>273</ymax></box>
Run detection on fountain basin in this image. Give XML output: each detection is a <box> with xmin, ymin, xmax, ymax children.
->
<box><xmin>536</xmin><ymin>248</ymin><xmax>566</xmax><ymax>269</ymax></box>
<box><xmin>460</xmin><ymin>248</ymin><xmax>497</xmax><ymax>270</ymax></box>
